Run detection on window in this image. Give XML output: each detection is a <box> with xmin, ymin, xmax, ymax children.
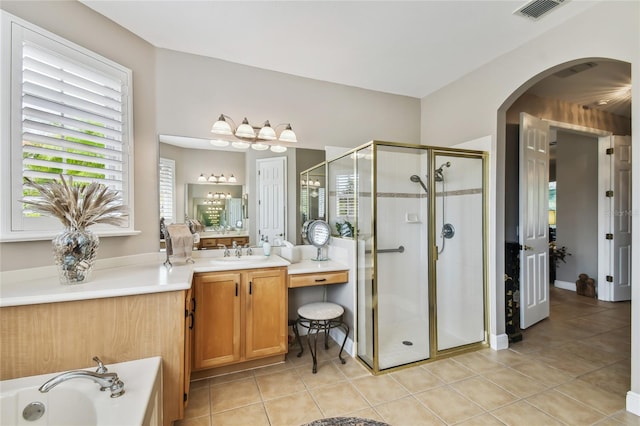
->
<box><xmin>1</xmin><ymin>12</ymin><xmax>134</xmax><ymax>241</ymax></box>
<box><xmin>159</xmin><ymin>157</ymin><xmax>176</xmax><ymax>224</ymax></box>
<box><xmin>335</xmin><ymin>174</ymin><xmax>356</xmax><ymax>218</ymax></box>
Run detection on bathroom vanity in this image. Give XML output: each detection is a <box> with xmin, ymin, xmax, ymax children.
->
<box><xmin>192</xmin><ymin>266</ymin><xmax>288</xmax><ymax>373</ymax></box>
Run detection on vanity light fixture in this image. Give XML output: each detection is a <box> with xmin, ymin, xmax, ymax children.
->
<box><xmin>199</xmin><ymin>172</ymin><xmax>237</xmax><ymax>184</ymax></box>
<box><xmin>211</xmin><ymin>114</ymin><xmax>298</xmax><ymax>152</ymax></box>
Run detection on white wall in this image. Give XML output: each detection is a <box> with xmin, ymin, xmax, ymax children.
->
<box><xmin>419</xmin><ymin>1</ymin><xmax>639</xmax><ymax>412</ymax></box>
<box><xmin>555</xmin><ymin>132</ymin><xmax>599</xmax><ymax>284</ymax></box>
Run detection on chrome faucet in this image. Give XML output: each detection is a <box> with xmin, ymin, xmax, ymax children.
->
<box><xmin>218</xmin><ymin>244</ymin><xmax>230</xmax><ymax>257</ymax></box>
<box><xmin>244</xmin><ymin>244</ymin><xmax>253</xmax><ymax>256</ymax></box>
<box><xmin>39</xmin><ymin>357</ymin><xmax>125</xmax><ymax>398</ymax></box>
<box><xmin>232</xmin><ymin>241</ymin><xmax>242</xmax><ymax>258</ymax></box>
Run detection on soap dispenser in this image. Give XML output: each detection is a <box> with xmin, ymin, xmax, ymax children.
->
<box><xmin>263</xmin><ymin>236</ymin><xmax>271</xmax><ymax>256</ymax></box>
<box><xmin>258</xmin><ymin>235</ymin><xmax>264</xmax><ymax>247</ymax></box>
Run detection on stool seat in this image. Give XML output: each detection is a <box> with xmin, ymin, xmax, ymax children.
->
<box><xmin>298</xmin><ymin>302</ymin><xmax>344</xmax><ymax>321</ymax></box>
<box><xmin>295</xmin><ymin>302</ymin><xmax>349</xmax><ymax>374</ymax></box>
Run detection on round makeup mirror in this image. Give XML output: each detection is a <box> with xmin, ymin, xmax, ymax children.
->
<box><xmin>303</xmin><ymin>219</ymin><xmax>330</xmax><ymax>261</ymax></box>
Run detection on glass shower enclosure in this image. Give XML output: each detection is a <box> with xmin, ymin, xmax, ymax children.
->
<box><xmin>327</xmin><ymin>141</ymin><xmax>487</xmax><ymax>373</ymax></box>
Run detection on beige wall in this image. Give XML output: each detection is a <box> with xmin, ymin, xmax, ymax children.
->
<box><xmin>0</xmin><ymin>1</ymin><xmax>158</xmax><ymax>270</ymax></box>
<box><xmin>0</xmin><ymin>1</ymin><xmax>420</xmax><ymax>271</ymax></box>
<box><xmin>155</xmin><ymin>48</ymin><xmax>421</xmax><ymax>151</ymax></box>
<box><xmin>419</xmin><ymin>0</ymin><xmax>639</xmax><ymax>406</ymax></box>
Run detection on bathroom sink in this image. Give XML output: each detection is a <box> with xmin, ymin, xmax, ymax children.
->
<box><xmin>192</xmin><ymin>254</ymin><xmax>290</xmax><ymax>272</ymax></box>
<box><xmin>208</xmin><ymin>255</ymin><xmax>270</xmax><ymax>265</ymax></box>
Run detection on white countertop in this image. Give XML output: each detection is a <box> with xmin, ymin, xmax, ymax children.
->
<box><xmin>0</xmin><ymin>252</ymin><xmax>296</xmax><ymax>308</ymax></box>
<box><xmin>287</xmin><ymin>259</ymin><xmax>349</xmax><ymax>275</ymax></box>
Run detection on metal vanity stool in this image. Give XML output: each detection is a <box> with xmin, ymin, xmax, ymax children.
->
<box><xmin>295</xmin><ymin>302</ymin><xmax>349</xmax><ymax>373</ymax></box>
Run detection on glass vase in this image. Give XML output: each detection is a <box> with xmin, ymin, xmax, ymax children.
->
<box><xmin>52</xmin><ymin>227</ymin><xmax>99</xmax><ymax>284</ymax></box>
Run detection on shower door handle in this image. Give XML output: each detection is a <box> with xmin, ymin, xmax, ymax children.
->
<box><xmin>377</xmin><ymin>246</ymin><xmax>405</xmax><ymax>254</ymax></box>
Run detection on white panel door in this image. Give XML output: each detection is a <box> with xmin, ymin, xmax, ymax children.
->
<box><xmin>519</xmin><ymin>113</ymin><xmax>550</xmax><ymax>329</ymax></box>
<box><xmin>610</xmin><ymin>136</ymin><xmax>632</xmax><ymax>301</ymax></box>
<box><xmin>257</xmin><ymin>157</ymin><xmax>286</xmax><ymax>244</ymax></box>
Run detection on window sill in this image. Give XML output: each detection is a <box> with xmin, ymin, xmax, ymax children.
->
<box><xmin>0</xmin><ymin>229</ymin><xmax>142</xmax><ymax>243</ymax></box>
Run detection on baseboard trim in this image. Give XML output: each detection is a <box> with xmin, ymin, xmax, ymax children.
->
<box><xmin>490</xmin><ymin>333</ymin><xmax>509</xmax><ymax>350</ymax></box>
<box><xmin>329</xmin><ymin>327</ymin><xmax>355</xmax><ymax>357</ymax></box>
<box><xmin>554</xmin><ymin>280</ymin><xmax>575</xmax><ymax>291</ymax></box>
<box><xmin>627</xmin><ymin>390</ymin><xmax>640</xmax><ymax>416</ymax></box>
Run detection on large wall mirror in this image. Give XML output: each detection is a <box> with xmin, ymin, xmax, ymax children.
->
<box><xmin>300</xmin><ymin>162</ymin><xmax>327</xmax><ymax>225</ymax></box>
<box><xmin>158</xmin><ymin>134</ymin><xmax>326</xmax><ymax>249</ymax></box>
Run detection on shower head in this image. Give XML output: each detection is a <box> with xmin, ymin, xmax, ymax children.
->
<box><xmin>434</xmin><ymin>162</ymin><xmax>451</xmax><ymax>182</ymax></box>
<box><xmin>410</xmin><ymin>174</ymin><xmax>428</xmax><ymax>194</ymax></box>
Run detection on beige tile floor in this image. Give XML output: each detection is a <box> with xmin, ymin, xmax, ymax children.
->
<box><xmin>176</xmin><ymin>287</ymin><xmax>638</xmax><ymax>425</ymax></box>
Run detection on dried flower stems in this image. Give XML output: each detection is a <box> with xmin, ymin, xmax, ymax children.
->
<box><xmin>22</xmin><ymin>174</ymin><xmax>128</xmax><ymax>229</ymax></box>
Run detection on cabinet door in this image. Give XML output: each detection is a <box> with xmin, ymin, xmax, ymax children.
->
<box><xmin>193</xmin><ymin>272</ymin><xmax>241</xmax><ymax>370</ymax></box>
<box><xmin>244</xmin><ymin>268</ymin><xmax>287</xmax><ymax>359</ymax></box>
<box><xmin>183</xmin><ymin>288</ymin><xmax>194</xmax><ymax>409</ymax></box>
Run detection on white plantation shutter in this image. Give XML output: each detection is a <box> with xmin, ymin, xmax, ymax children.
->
<box><xmin>1</xmin><ymin>12</ymin><xmax>134</xmax><ymax>240</ymax></box>
<box><xmin>336</xmin><ymin>174</ymin><xmax>356</xmax><ymax>217</ymax></box>
<box><xmin>159</xmin><ymin>158</ymin><xmax>176</xmax><ymax>224</ymax></box>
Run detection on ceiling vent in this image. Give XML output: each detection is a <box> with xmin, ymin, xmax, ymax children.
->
<box><xmin>514</xmin><ymin>0</ymin><xmax>569</xmax><ymax>20</ymax></box>
<box><xmin>553</xmin><ymin>62</ymin><xmax>598</xmax><ymax>78</ymax></box>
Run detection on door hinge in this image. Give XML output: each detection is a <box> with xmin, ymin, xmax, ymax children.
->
<box><xmin>605</xmin><ymin>233</ymin><xmax>613</xmax><ymax>240</ymax></box>
<box><xmin>606</xmin><ymin>190</ymin><xmax>614</xmax><ymax>197</ymax></box>
<box><xmin>184</xmin><ymin>392</ymin><xmax>188</xmax><ymax>402</ymax></box>
<box><xmin>606</xmin><ymin>275</ymin><xmax>614</xmax><ymax>282</ymax></box>
<box><xmin>606</xmin><ymin>148</ymin><xmax>614</xmax><ymax>155</ymax></box>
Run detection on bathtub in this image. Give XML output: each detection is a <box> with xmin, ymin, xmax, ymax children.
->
<box><xmin>0</xmin><ymin>356</ymin><xmax>162</xmax><ymax>426</ymax></box>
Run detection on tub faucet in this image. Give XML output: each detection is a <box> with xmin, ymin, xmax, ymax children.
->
<box><xmin>39</xmin><ymin>370</ymin><xmax>125</xmax><ymax>398</ymax></box>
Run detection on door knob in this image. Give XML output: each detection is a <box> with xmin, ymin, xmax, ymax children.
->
<box><xmin>522</xmin><ymin>245</ymin><xmax>533</xmax><ymax>251</ymax></box>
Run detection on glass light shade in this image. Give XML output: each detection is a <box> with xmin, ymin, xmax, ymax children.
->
<box><xmin>213</xmin><ymin>193</ymin><xmax>220</xmax><ymax>199</ymax></box>
<box><xmin>232</xmin><ymin>140</ymin><xmax>251</xmax><ymax>149</ymax></box>
<box><xmin>257</xmin><ymin>121</ymin><xmax>277</xmax><ymax>140</ymax></box>
<box><xmin>207</xmin><ymin>192</ymin><xmax>213</xmax><ymax>198</ymax></box>
<box><xmin>198</xmin><ymin>173</ymin><xmax>206</xmax><ymax>182</ymax></box>
<box><xmin>210</xmin><ymin>139</ymin><xmax>230</xmax><ymax>147</ymax></box>
<box><xmin>226</xmin><ymin>193</ymin><xmax>232</xmax><ymax>199</ymax></box>
<box><xmin>211</xmin><ymin>115</ymin><xmax>233</xmax><ymax>136</ymax></box>
<box><xmin>278</xmin><ymin>125</ymin><xmax>297</xmax><ymax>142</ymax></box>
<box><xmin>270</xmin><ymin>145</ymin><xmax>287</xmax><ymax>153</ymax></box>
<box><xmin>314</xmin><ymin>179</ymin><xmax>321</xmax><ymax>187</ymax></box>
<box><xmin>228</xmin><ymin>174</ymin><xmax>237</xmax><ymax>183</ymax></box>
<box><xmin>208</xmin><ymin>174</ymin><xmax>217</xmax><ymax>182</ymax></box>
<box><xmin>235</xmin><ymin>118</ymin><xmax>256</xmax><ymax>139</ymax></box>
<box><xmin>251</xmin><ymin>142</ymin><xmax>270</xmax><ymax>151</ymax></box>
<box><xmin>218</xmin><ymin>174</ymin><xmax>227</xmax><ymax>183</ymax></box>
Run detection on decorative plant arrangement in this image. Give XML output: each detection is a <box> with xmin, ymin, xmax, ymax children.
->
<box><xmin>549</xmin><ymin>242</ymin><xmax>571</xmax><ymax>268</ymax></box>
<box><xmin>334</xmin><ymin>219</ymin><xmax>355</xmax><ymax>238</ymax></box>
<box><xmin>22</xmin><ymin>175</ymin><xmax>128</xmax><ymax>284</ymax></box>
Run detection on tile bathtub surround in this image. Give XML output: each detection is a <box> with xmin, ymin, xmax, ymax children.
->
<box><xmin>177</xmin><ymin>287</ymin><xmax>637</xmax><ymax>426</ymax></box>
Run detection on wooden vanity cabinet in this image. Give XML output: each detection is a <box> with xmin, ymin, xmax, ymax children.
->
<box><xmin>192</xmin><ymin>267</ymin><xmax>287</xmax><ymax>371</ymax></box>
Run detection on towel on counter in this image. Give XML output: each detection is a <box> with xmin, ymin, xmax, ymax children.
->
<box><xmin>166</xmin><ymin>224</ymin><xmax>194</xmax><ymax>259</ymax></box>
